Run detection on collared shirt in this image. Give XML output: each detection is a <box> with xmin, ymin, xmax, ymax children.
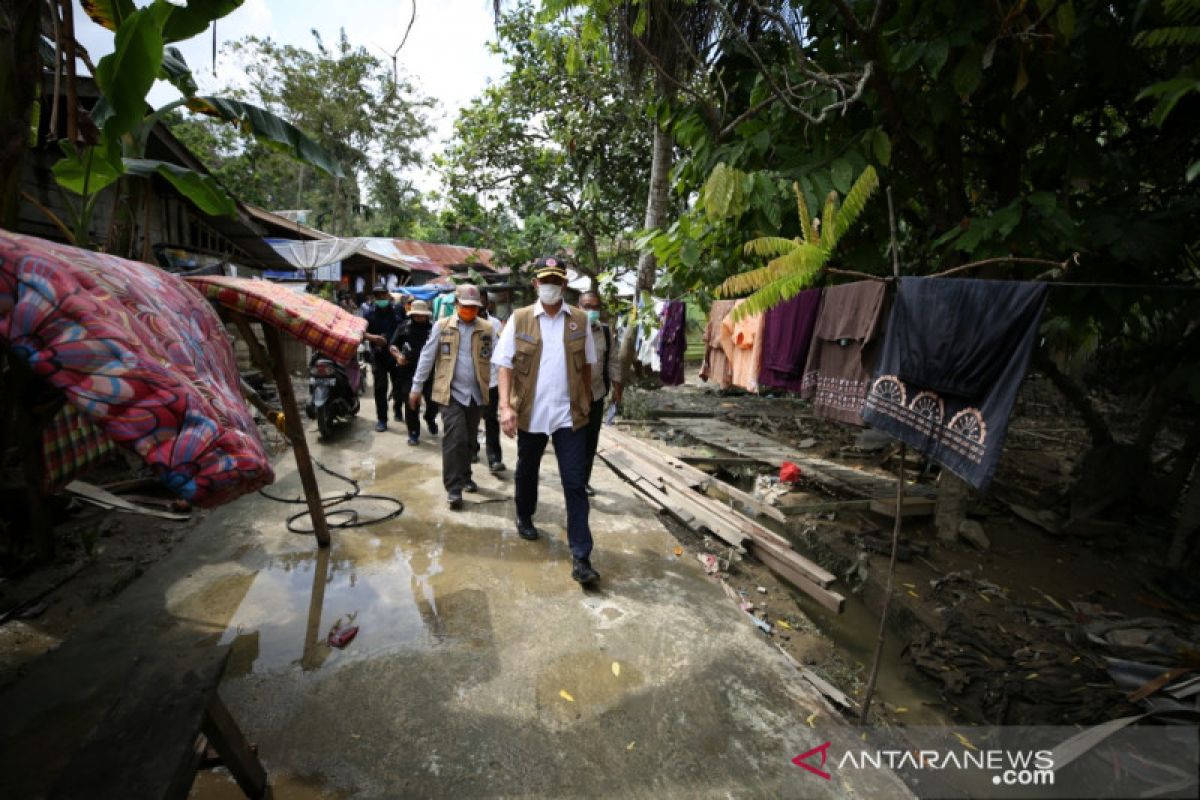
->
<box><xmin>411</xmin><ymin>318</ymin><xmax>496</xmax><ymax>406</ymax></box>
<box><xmin>493</xmin><ymin>301</ymin><xmax>596</xmax><ymax>434</ymax></box>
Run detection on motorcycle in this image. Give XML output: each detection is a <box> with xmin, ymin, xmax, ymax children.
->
<box><xmin>305</xmin><ymin>352</ymin><xmax>361</xmax><ymax>438</ymax></box>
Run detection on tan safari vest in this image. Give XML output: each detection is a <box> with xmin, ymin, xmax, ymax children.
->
<box><xmin>508</xmin><ymin>304</ymin><xmax>590</xmax><ymax>431</ymax></box>
<box><xmin>431</xmin><ymin>316</ymin><xmax>492</xmax><ymax>406</ymax></box>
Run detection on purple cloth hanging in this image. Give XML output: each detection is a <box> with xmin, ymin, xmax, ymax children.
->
<box><xmin>758</xmin><ymin>289</ymin><xmax>822</xmax><ymax>392</ymax></box>
<box><xmin>657</xmin><ymin>300</ymin><xmax>687</xmax><ymax>386</ymax></box>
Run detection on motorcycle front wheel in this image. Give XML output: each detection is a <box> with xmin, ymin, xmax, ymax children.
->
<box><xmin>316</xmin><ymin>404</ymin><xmax>334</xmax><ymax>439</ymax></box>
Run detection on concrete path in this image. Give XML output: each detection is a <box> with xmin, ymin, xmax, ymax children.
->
<box><xmin>1</xmin><ymin>414</ymin><xmax>911</xmax><ymax>799</ymax></box>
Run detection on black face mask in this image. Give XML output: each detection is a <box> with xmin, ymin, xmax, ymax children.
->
<box><xmin>410</xmin><ymin>318</ymin><xmax>432</xmax><ymax>328</ymax></box>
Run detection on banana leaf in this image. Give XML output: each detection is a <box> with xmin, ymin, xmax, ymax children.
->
<box><xmin>187</xmin><ymin>96</ymin><xmax>345</xmax><ymax>177</ymax></box>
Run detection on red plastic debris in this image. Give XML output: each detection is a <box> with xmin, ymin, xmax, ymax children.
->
<box><xmin>780</xmin><ymin>461</ymin><xmax>802</xmax><ymax>483</ymax></box>
<box><xmin>327</xmin><ymin>624</ymin><xmax>359</xmax><ymax>649</ymax></box>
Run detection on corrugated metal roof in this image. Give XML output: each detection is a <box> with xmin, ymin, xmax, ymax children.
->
<box><xmin>390</xmin><ymin>239</ymin><xmax>494</xmax><ymax>270</ymax></box>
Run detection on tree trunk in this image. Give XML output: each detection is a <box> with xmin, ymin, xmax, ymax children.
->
<box><xmin>935</xmin><ymin>470</ymin><xmax>970</xmax><ymax>543</ymax></box>
<box><xmin>616</xmin><ymin>122</ymin><xmax>673</xmax><ymax>383</ymax></box>
<box><xmin>0</xmin><ymin>0</ymin><xmax>42</xmax><ymax>230</ymax></box>
<box><xmin>1033</xmin><ymin>350</ymin><xmax>1113</xmax><ymax>448</ymax></box>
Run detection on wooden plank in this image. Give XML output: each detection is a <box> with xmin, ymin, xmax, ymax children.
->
<box><xmin>600</xmin><ymin>437</ymin><xmax>838</xmax><ymax>591</ymax></box>
<box><xmin>261</xmin><ymin>322</ymin><xmax>331</xmax><ymax>548</ymax></box>
<box><xmin>781</xmin><ymin>499</ymin><xmax>873</xmax><ymax>516</ymax></box>
<box><xmin>201</xmin><ymin>695</ymin><xmax>267</xmax><ymax>798</ymax></box>
<box><xmin>748</xmin><ymin>540</ymin><xmax>845</xmax><ymax>614</ymax></box>
<box><xmin>678</xmin><ymin>455</ymin><xmax>764</xmax><ymax>467</ymax></box>
<box><xmin>49</xmin><ymin>646</ymin><xmax>232</xmax><ymax>800</ymax></box>
<box><xmin>869</xmin><ymin>496</ymin><xmax>935</xmax><ymax>518</ymax></box>
<box><xmin>605</xmin><ymin>427</ymin><xmax>787</xmax><ymax>524</ymax></box>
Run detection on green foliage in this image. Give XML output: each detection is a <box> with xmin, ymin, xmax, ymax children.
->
<box><xmin>441</xmin><ymin>2</ymin><xmax>650</xmax><ymax>278</ymax></box>
<box><xmin>123</xmin><ymin>158</ymin><xmax>237</xmax><ymax>216</ymax></box>
<box><xmin>717</xmin><ymin>166</ymin><xmax>878</xmax><ymax>321</ymax></box>
<box><xmin>172</xmin><ymin>30</ymin><xmax>432</xmax><ymax>236</ymax></box>
<box><xmin>185</xmin><ymin>96</ymin><xmax>344</xmax><ymax>178</ymax></box>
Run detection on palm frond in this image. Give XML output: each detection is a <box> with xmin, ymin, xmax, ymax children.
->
<box><xmin>743</xmin><ymin>236</ymin><xmax>798</xmax><ymax>258</ymax></box>
<box><xmin>728</xmin><ymin>264</ymin><xmax>824</xmax><ymax>323</ymax></box>
<box><xmin>1165</xmin><ymin>0</ymin><xmax>1200</xmax><ymax>20</ymax></box>
<box><xmin>832</xmin><ymin>165</ymin><xmax>880</xmax><ymax>244</ymax></box>
<box><xmin>820</xmin><ymin>190</ymin><xmax>838</xmax><ymax>249</ymax></box>
<box><xmin>793</xmin><ymin>182</ymin><xmax>815</xmax><ymax>245</ymax></box>
<box><xmin>1135</xmin><ymin>25</ymin><xmax>1200</xmax><ymax>47</ymax></box>
<box><xmin>718</xmin><ymin>243</ymin><xmax>827</xmax><ymax>299</ymax></box>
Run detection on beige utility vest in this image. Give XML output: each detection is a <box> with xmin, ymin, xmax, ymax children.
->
<box><xmin>431</xmin><ymin>316</ymin><xmax>492</xmax><ymax>406</ymax></box>
<box><xmin>508</xmin><ymin>304</ymin><xmax>590</xmax><ymax>431</ymax></box>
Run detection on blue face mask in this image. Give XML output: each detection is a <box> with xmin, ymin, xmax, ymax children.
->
<box><xmin>374</xmin><ymin>298</ymin><xmax>390</xmax><ymax>308</ymax></box>
<box><xmin>586</xmin><ymin>310</ymin><xmax>601</xmax><ymax>325</ymax></box>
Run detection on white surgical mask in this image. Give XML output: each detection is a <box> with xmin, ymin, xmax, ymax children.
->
<box><xmin>538</xmin><ymin>284</ymin><xmax>563</xmax><ymax>305</ymax></box>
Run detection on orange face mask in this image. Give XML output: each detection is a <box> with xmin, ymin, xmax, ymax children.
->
<box><xmin>457</xmin><ymin>306</ymin><xmax>479</xmax><ymax>322</ymax></box>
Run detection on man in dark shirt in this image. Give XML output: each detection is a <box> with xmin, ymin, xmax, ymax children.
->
<box><xmin>362</xmin><ymin>283</ymin><xmax>407</xmax><ymax>431</ymax></box>
<box><xmin>388</xmin><ymin>299</ymin><xmax>440</xmax><ymax>445</ymax></box>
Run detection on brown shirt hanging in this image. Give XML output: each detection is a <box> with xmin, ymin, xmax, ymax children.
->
<box><xmin>801</xmin><ymin>280</ymin><xmax>888</xmax><ymax>425</ymax></box>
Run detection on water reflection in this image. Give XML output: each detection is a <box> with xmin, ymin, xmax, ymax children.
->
<box><xmin>219</xmin><ymin>535</ymin><xmax>445</xmax><ymax>675</ymax></box>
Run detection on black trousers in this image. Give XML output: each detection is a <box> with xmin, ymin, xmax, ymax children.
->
<box><xmin>584</xmin><ymin>397</ymin><xmax>607</xmax><ymax>485</ymax></box>
<box><xmin>372</xmin><ymin>362</ymin><xmax>404</xmax><ymax>422</ymax></box>
<box><xmin>515</xmin><ymin>426</ymin><xmax>592</xmax><ymax>560</ymax></box>
<box><xmin>441</xmin><ymin>399</ymin><xmax>481</xmax><ymax>494</ymax></box>
<box><xmin>397</xmin><ymin>368</ymin><xmax>438</xmax><ymax>437</ymax></box>
<box><xmin>473</xmin><ymin>387</ymin><xmax>503</xmax><ymax>465</ymax></box>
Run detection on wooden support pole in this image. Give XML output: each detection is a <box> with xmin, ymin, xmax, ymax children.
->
<box><xmin>261</xmin><ymin>324</ymin><xmax>330</xmax><ymax>548</ymax></box>
<box><xmin>860</xmin><ymin>186</ymin><xmax>904</xmax><ymax>722</ymax></box>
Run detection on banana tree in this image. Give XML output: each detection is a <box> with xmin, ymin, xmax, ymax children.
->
<box><xmin>50</xmin><ymin>0</ymin><xmax>343</xmax><ymax>247</ymax></box>
<box><xmin>717</xmin><ymin>165</ymin><xmax>880</xmax><ymax>322</ymax></box>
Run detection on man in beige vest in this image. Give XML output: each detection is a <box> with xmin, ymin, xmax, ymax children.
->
<box><xmin>409</xmin><ymin>284</ymin><xmax>495</xmax><ymax>510</ymax></box>
<box><xmin>493</xmin><ymin>258</ymin><xmax>599</xmax><ymax>585</ymax></box>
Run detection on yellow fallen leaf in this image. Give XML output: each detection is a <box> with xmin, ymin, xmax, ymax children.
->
<box><xmin>906</xmin><ymin>590</ymin><xmax>919</xmax><ymax>598</ymax></box>
<box><xmin>979</xmin><ymin>593</ymin><xmax>991</xmax><ymax>603</ymax></box>
<box><xmin>673</xmin><ymin>546</ymin><xmax>683</xmax><ymax>557</ymax></box>
<box><xmin>626</xmin><ymin>740</ymin><xmax>636</xmax><ymax>751</ymax></box>
<box><xmin>612</xmin><ymin>662</ymin><xmax>621</xmax><ymax>677</ymax></box>
<box><xmin>806</xmin><ymin>712</ymin><xmax>818</xmax><ymax>727</ymax></box>
<box><xmin>903</xmin><ymin>583</ymin><xmax>916</xmax><ymax>589</ymax></box>
<box><xmin>953</xmin><ymin>732</ymin><xmax>978</xmax><ymax>751</ymax></box>
<box><xmin>776</xmin><ymin>619</ymin><xmax>792</xmax><ymax>630</ymax></box>
<box><xmin>560</xmin><ymin>690</ymin><xmax>575</xmax><ymax>702</ymax></box>
<box><xmin>1026</xmin><ymin>672</ymin><xmax>1039</xmax><ymax>680</ymax></box>
<box><xmin>894</xmin><ymin>707</ymin><xmax>908</xmax><ymax>713</ymax></box>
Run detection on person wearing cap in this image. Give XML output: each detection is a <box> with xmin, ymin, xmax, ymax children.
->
<box><xmin>409</xmin><ymin>284</ymin><xmax>497</xmax><ymax>510</ymax></box>
<box><xmin>388</xmin><ymin>299</ymin><xmax>439</xmax><ymax>446</ymax></box>
<box><xmin>579</xmin><ymin>290</ymin><xmax>624</xmax><ymax>496</ymax></box>
<box><xmin>363</xmin><ymin>282</ymin><xmax>407</xmax><ymax>432</ymax></box>
<box><xmin>493</xmin><ymin>257</ymin><xmax>600</xmax><ymax>585</ymax></box>
<box><xmin>473</xmin><ymin>287</ymin><xmax>506</xmax><ymax>473</ymax></box>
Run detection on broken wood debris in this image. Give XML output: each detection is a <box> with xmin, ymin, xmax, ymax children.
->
<box><xmin>599</xmin><ymin>427</ymin><xmax>844</xmax><ymax>613</ymax></box>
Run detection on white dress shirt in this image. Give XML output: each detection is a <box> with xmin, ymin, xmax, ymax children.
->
<box><xmin>493</xmin><ymin>302</ymin><xmax>596</xmax><ymax>434</ymax></box>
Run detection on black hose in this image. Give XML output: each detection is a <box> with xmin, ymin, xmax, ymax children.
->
<box><xmin>258</xmin><ymin>458</ymin><xmax>405</xmax><ymax>534</ymax></box>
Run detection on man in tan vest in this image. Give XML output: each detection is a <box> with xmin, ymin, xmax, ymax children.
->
<box><xmin>409</xmin><ymin>284</ymin><xmax>495</xmax><ymax>510</ymax></box>
<box><xmin>493</xmin><ymin>258</ymin><xmax>599</xmax><ymax>585</ymax></box>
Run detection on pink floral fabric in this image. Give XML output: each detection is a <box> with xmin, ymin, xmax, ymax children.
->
<box><xmin>0</xmin><ymin>231</ymin><xmax>272</xmax><ymax>506</ymax></box>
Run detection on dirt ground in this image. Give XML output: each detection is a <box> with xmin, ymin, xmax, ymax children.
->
<box><xmin>617</xmin><ymin>368</ymin><xmax>1199</xmax><ymax>728</ymax></box>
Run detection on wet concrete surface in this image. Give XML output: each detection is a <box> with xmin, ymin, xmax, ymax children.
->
<box><xmin>0</xmin><ymin>414</ymin><xmax>911</xmax><ymax>799</ymax></box>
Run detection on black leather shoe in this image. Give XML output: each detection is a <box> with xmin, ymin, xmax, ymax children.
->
<box><xmin>489</xmin><ymin>461</ymin><xmax>506</xmax><ymax>473</ymax></box>
<box><xmin>516</xmin><ymin>518</ymin><xmax>539</xmax><ymax>540</ymax></box>
<box><xmin>571</xmin><ymin>557</ymin><xmax>600</xmax><ymax>585</ymax></box>
<box><xmin>464</xmin><ymin>479</ymin><xmax>479</xmax><ymax>493</ymax></box>
<box><xmin>427</xmin><ymin>420</ymin><xmax>439</xmax><ymax>435</ymax></box>
<box><xmin>448</xmin><ymin>492</ymin><xmax>463</xmax><ymax>510</ymax></box>
<box><xmin>585</xmin><ymin>484</ymin><xmax>596</xmax><ymax>497</ymax></box>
